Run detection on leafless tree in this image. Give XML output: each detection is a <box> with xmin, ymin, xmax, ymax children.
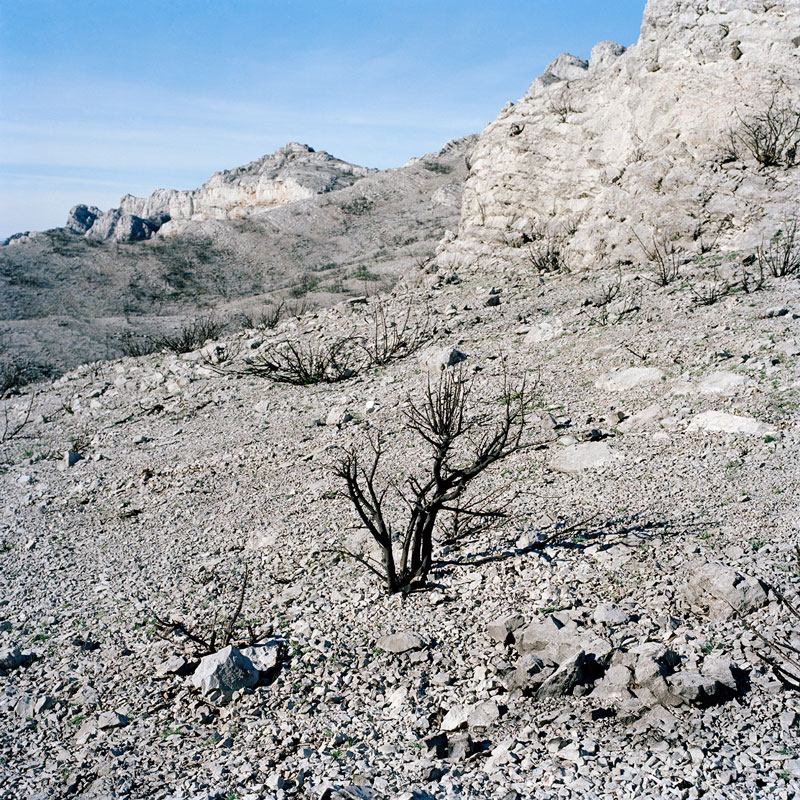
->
<box><xmin>332</xmin><ymin>368</ymin><xmax>532</xmax><ymax>593</ymax></box>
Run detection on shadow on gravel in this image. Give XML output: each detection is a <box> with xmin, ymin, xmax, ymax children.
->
<box><xmin>433</xmin><ymin>512</ymin><xmax>712</xmax><ymax>575</ymax></box>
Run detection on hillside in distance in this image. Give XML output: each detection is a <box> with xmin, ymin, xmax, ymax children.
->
<box><xmin>0</xmin><ymin>138</ymin><xmax>473</xmax><ymax>380</ymax></box>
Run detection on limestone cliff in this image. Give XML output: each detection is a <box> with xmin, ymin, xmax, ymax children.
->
<box><xmin>441</xmin><ymin>0</ymin><xmax>800</xmax><ymax>271</ymax></box>
<box><xmin>63</xmin><ymin>143</ymin><xmax>375</xmax><ymax>242</ymax></box>
<box><xmin>119</xmin><ymin>142</ymin><xmax>373</xmax><ymax>226</ymax></box>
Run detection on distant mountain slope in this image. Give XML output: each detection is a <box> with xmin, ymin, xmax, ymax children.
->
<box><xmin>0</xmin><ymin>136</ymin><xmax>474</xmax><ymax>377</ymax></box>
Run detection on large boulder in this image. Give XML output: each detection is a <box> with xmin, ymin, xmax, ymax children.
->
<box><xmin>191</xmin><ymin>645</ymin><xmax>259</xmax><ymax>704</ymax></box>
<box><xmin>537</xmin><ymin>651</ymin><xmax>587</xmax><ymax>698</ymax></box>
<box><xmin>0</xmin><ymin>645</ymin><xmax>24</xmax><ymax>673</ymax></box>
<box><xmin>517</xmin><ymin>615</ymin><xmax>611</xmax><ymax>665</ymax></box>
<box><xmin>681</xmin><ymin>561</ymin><xmax>768</xmax><ymax>620</ymax></box>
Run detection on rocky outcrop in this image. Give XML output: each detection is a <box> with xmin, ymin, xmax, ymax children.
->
<box><xmin>441</xmin><ymin>0</ymin><xmax>800</xmax><ymax>271</ymax></box>
<box><xmin>59</xmin><ymin>143</ymin><xmax>375</xmax><ymax>243</ymax></box>
<box><xmin>81</xmin><ymin>207</ymin><xmax>170</xmax><ymax>242</ymax></box>
<box><xmin>120</xmin><ymin>142</ymin><xmax>374</xmax><ymax>227</ymax></box>
<box><xmin>64</xmin><ymin>205</ymin><xmax>102</xmax><ymax>235</ymax></box>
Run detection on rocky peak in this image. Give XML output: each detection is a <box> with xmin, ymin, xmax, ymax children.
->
<box><xmin>540</xmin><ymin>53</ymin><xmax>589</xmax><ymax>85</ymax></box>
<box><xmin>58</xmin><ymin>143</ymin><xmax>376</xmax><ymax>242</ymax></box>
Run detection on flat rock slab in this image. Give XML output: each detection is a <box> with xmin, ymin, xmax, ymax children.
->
<box><xmin>596</xmin><ymin>367</ymin><xmax>664</xmax><ymax>391</ymax></box>
<box><xmin>441</xmin><ymin>704</ymin><xmax>469</xmax><ymax>731</ymax></box>
<box><xmin>698</xmin><ymin>372</ymin><xmax>748</xmax><ymax>396</ymax></box>
<box><xmin>376</xmin><ymin>631</ymin><xmax>423</xmax><ymax>654</ymax></box>
<box><xmin>467</xmin><ymin>700</ymin><xmax>500</xmax><ymax>728</ymax></box>
<box><xmin>550</xmin><ymin>442</ymin><xmax>623</xmax><ymax>473</ymax></box>
<box><xmin>687</xmin><ymin>411</ymin><xmax>776</xmax><ymax>436</ymax></box>
<box><xmin>442</xmin><ymin>701</ymin><xmax>501</xmax><ymax>731</ymax></box>
<box><xmin>618</xmin><ymin>403</ymin><xmax>662</xmax><ymax>432</ymax></box>
<box><xmin>97</xmin><ymin>711</ymin><xmax>129</xmax><ymax>730</ymax></box>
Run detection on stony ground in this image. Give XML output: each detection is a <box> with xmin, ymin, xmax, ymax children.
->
<box><xmin>1</xmin><ymin>250</ymin><xmax>799</xmax><ymax>800</ymax></box>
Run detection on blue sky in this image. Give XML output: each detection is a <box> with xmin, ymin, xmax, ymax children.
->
<box><xmin>0</xmin><ymin>0</ymin><xmax>646</xmax><ymax>238</ymax></box>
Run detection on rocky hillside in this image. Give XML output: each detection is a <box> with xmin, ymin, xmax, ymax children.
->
<box><xmin>1</xmin><ymin>237</ymin><xmax>798</xmax><ymax>799</ymax></box>
<box><xmin>0</xmin><ymin>137</ymin><xmax>472</xmax><ymax>378</ymax></box>
<box><xmin>441</xmin><ymin>0</ymin><xmax>800</xmax><ymax>272</ymax></box>
<box><xmin>1</xmin><ymin>1</ymin><xmax>799</xmax><ymax>798</ymax></box>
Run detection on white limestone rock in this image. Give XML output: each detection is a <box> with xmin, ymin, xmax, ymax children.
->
<box><xmin>524</xmin><ymin>319</ymin><xmax>564</xmax><ymax>345</ymax></box>
<box><xmin>438</xmin><ymin>0</ymin><xmax>800</xmax><ymax>272</ymax></box>
<box><xmin>687</xmin><ymin>411</ymin><xmax>776</xmax><ymax>436</ymax></box>
<box><xmin>550</xmin><ymin>442</ymin><xmax>624</xmax><ymax>473</ymax></box>
<box><xmin>120</xmin><ymin>143</ymin><xmax>374</xmax><ymax>225</ymax></box>
<box><xmin>596</xmin><ymin>367</ymin><xmax>664</xmax><ymax>391</ymax></box>
<box><xmin>681</xmin><ymin>561</ymin><xmax>768</xmax><ymax>621</ymax></box>
<box><xmin>191</xmin><ymin>645</ymin><xmax>259</xmax><ymax>704</ymax></box>
<box><xmin>418</xmin><ymin>346</ymin><xmax>468</xmax><ymax>372</ymax></box>
<box><xmin>698</xmin><ymin>372</ymin><xmax>749</xmax><ymax>396</ymax></box>
<box><xmin>239</xmin><ymin>638</ymin><xmax>284</xmax><ymax>673</ymax></box>
<box><xmin>376</xmin><ymin>631</ymin><xmax>423</xmax><ymax>654</ymax></box>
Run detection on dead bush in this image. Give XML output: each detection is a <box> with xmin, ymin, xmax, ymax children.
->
<box><xmin>146</xmin><ymin>563</ymin><xmax>264</xmax><ymax>658</ymax></box>
<box><xmin>235</xmin><ymin>302</ymin><xmax>285</xmax><ymax>332</ymax></box>
<box><xmin>757</xmin><ymin>219</ymin><xmax>800</xmax><ymax>278</ymax></box>
<box><xmin>740</xmin><ymin>547</ymin><xmax>800</xmax><ymax>691</ymax></box>
<box><xmin>154</xmin><ymin>316</ymin><xmax>227</xmax><ymax>354</ymax></box>
<box><xmin>244</xmin><ymin>337</ymin><xmax>360</xmax><ymax>385</ymax></box>
<box><xmin>117</xmin><ymin>332</ymin><xmax>160</xmax><ymax>358</ymax></box>
<box><xmin>358</xmin><ymin>299</ymin><xmax>432</xmax><ymax>367</ymax></box>
<box><xmin>689</xmin><ymin>265</ymin><xmax>733</xmax><ymax>307</ymax></box>
<box><xmin>635</xmin><ymin>230</ymin><xmax>682</xmax><ymax>286</ymax></box>
<box><xmin>0</xmin><ymin>352</ymin><xmax>53</xmax><ymax>397</ymax></box>
<box><xmin>1</xmin><ymin>392</ymin><xmax>35</xmax><ymax>446</ymax></box>
<box><xmin>549</xmin><ymin>88</ymin><xmax>578</xmax><ymax>123</ymax></box>
<box><xmin>739</xmin><ymin>254</ymin><xmax>767</xmax><ymax>294</ymax></box>
<box><xmin>726</xmin><ymin>89</ymin><xmax>800</xmax><ymax>168</ymax></box>
<box><xmin>524</xmin><ymin>225</ymin><xmax>570</xmax><ymax>273</ymax></box>
<box><xmin>332</xmin><ymin>368</ymin><xmax>532</xmax><ymax>593</ymax></box>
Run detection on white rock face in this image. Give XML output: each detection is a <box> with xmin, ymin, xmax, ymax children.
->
<box><xmin>440</xmin><ymin>0</ymin><xmax>800</xmax><ymax>271</ymax></box>
<box><xmin>687</xmin><ymin>411</ymin><xmax>775</xmax><ymax>436</ymax></box>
